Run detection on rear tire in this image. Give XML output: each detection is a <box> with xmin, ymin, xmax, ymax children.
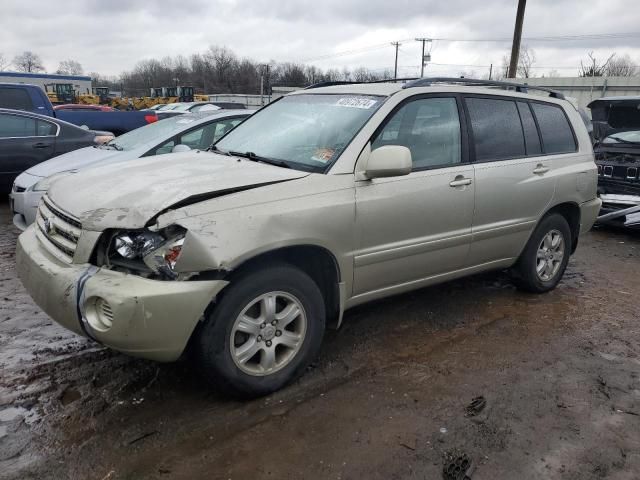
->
<box><xmin>511</xmin><ymin>213</ymin><xmax>571</xmax><ymax>293</ymax></box>
<box><xmin>194</xmin><ymin>264</ymin><xmax>325</xmax><ymax>398</ymax></box>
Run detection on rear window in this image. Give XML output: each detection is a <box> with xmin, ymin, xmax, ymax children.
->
<box><xmin>530</xmin><ymin>103</ymin><xmax>577</xmax><ymax>154</ymax></box>
<box><xmin>0</xmin><ymin>87</ymin><xmax>34</xmax><ymax>110</ymax></box>
<box><xmin>466</xmin><ymin>97</ymin><xmax>525</xmax><ymax>161</ymax></box>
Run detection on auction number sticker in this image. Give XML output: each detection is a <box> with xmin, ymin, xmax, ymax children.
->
<box><xmin>335</xmin><ymin>97</ymin><xmax>378</xmax><ymax>109</ymax></box>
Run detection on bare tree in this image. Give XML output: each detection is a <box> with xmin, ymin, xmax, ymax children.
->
<box><xmin>103</xmin><ymin>44</ymin><xmax>405</xmax><ymax>97</ymax></box>
<box><xmin>56</xmin><ymin>59</ymin><xmax>83</xmax><ymax>75</ymax></box>
<box><xmin>517</xmin><ymin>45</ymin><xmax>536</xmax><ymax>78</ymax></box>
<box><xmin>0</xmin><ymin>53</ymin><xmax>9</xmax><ymax>71</ymax></box>
<box><xmin>495</xmin><ymin>55</ymin><xmax>510</xmax><ymax>79</ymax></box>
<box><xmin>606</xmin><ymin>54</ymin><xmax>638</xmax><ymax>77</ymax></box>
<box><xmin>13</xmin><ymin>51</ymin><xmax>45</xmax><ymax>72</ymax></box>
<box><xmin>579</xmin><ymin>51</ymin><xmax>616</xmax><ymax>77</ymax></box>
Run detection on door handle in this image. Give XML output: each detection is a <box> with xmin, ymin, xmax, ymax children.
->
<box><xmin>32</xmin><ymin>142</ymin><xmax>52</xmax><ymax>149</ymax></box>
<box><xmin>449</xmin><ymin>176</ymin><xmax>473</xmax><ymax>187</ymax></box>
<box><xmin>533</xmin><ymin>164</ymin><xmax>549</xmax><ymax>175</ymax></box>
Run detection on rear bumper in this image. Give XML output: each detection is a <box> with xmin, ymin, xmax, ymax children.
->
<box><xmin>16</xmin><ymin>226</ymin><xmax>228</xmax><ymax>361</ymax></box>
<box><xmin>597</xmin><ymin>194</ymin><xmax>640</xmax><ymax>227</ymax></box>
<box><xmin>579</xmin><ymin>197</ymin><xmax>602</xmax><ymax>234</ymax></box>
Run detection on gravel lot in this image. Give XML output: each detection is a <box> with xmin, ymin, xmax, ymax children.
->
<box><xmin>1</xmin><ymin>199</ymin><xmax>639</xmax><ymax>480</ymax></box>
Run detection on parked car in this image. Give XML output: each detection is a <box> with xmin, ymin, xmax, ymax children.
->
<box><xmin>16</xmin><ymin>78</ymin><xmax>600</xmax><ymax>397</ymax></box>
<box><xmin>0</xmin><ymin>108</ymin><xmax>113</xmax><ymax>194</ymax></box>
<box><xmin>157</xmin><ymin>101</ymin><xmax>246</xmax><ymax>119</ymax></box>
<box><xmin>589</xmin><ymin>96</ymin><xmax>640</xmax><ymax>228</ymax></box>
<box><xmin>0</xmin><ymin>83</ymin><xmax>158</xmax><ymax>135</ymax></box>
<box><xmin>54</xmin><ymin>104</ymin><xmax>117</xmax><ymax>112</ymax></box>
<box><xmin>145</xmin><ymin>104</ymin><xmax>167</xmax><ymax>111</ymax></box>
<box><xmin>10</xmin><ymin>110</ymin><xmax>250</xmax><ymax>229</ymax></box>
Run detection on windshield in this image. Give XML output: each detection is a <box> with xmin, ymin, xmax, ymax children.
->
<box><xmin>104</xmin><ymin>115</ymin><xmax>203</xmax><ymax>151</ymax></box>
<box><xmin>603</xmin><ymin>130</ymin><xmax>640</xmax><ymax>145</ymax></box>
<box><xmin>215</xmin><ymin>94</ymin><xmax>384</xmax><ymax>172</ymax></box>
<box><xmin>172</xmin><ymin>103</ymin><xmax>196</xmax><ymax>112</ymax></box>
<box><xmin>159</xmin><ymin>104</ymin><xmax>181</xmax><ymax>111</ymax></box>
<box><xmin>191</xmin><ymin>103</ymin><xmax>221</xmax><ymax>113</ymax></box>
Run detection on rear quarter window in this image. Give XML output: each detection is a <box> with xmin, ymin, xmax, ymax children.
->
<box><xmin>0</xmin><ymin>87</ymin><xmax>34</xmax><ymax>110</ymax></box>
<box><xmin>36</xmin><ymin>119</ymin><xmax>57</xmax><ymax>136</ymax></box>
<box><xmin>530</xmin><ymin>103</ymin><xmax>577</xmax><ymax>154</ymax></box>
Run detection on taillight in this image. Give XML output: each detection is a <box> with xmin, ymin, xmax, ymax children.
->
<box><xmin>144</xmin><ymin>114</ymin><xmax>158</xmax><ymax>124</ymax></box>
<box><xmin>94</xmin><ymin>135</ymin><xmax>114</xmax><ymax>145</ymax></box>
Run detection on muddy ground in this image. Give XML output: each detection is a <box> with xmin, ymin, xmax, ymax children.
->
<box><xmin>1</xmin><ymin>199</ymin><xmax>639</xmax><ymax>480</ymax></box>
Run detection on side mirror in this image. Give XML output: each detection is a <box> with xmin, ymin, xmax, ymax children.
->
<box><xmin>364</xmin><ymin>145</ymin><xmax>412</xmax><ymax>179</ymax></box>
<box><xmin>171</xmin><ymin>144</ymin><xmax>192</xmax><ymax>153</ymax></box>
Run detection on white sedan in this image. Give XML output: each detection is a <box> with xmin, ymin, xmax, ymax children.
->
<box><xmin>10</xmin><ymin>109</ymin><xmax>250</xmax><ymax>229</ymax></box>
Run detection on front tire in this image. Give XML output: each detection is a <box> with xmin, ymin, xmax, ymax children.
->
<box><xmin>194</xmin><ymin>264</ymin><xmax>325</xmax><ymax>398</ymax></box>
<box><xmin>511</xmin><ymin>213</ymin><xmax>571</xmax><ymax>293</ymax></box>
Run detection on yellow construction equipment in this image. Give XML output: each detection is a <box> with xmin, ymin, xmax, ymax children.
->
<box><xmin>44</xmin><ymin>83</ymin><xmax>77</xmax><ymax>104</ymax></box>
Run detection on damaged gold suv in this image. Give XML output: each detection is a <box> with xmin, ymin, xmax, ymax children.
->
<box><xmin>17</xmin><ymin>78</ymin><xmax>601</xmax><ymax>397</ymax></box>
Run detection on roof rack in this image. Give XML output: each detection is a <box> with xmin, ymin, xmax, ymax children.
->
<box><xmin>401</xmin><ymin>77</ymin><xmax>565</xmax><ymax>99</ymax></box>
<box><xmin>304</xmin><ymin>77</ymin><xmax>419</xmax><ymax>90</ymax></box>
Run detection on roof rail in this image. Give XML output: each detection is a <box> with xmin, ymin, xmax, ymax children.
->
<box><xmin>305</xmin><ymin>77</ymin><xmax>419</xmax><ymax>90</ymax></box>
<box><xmin>401</xmin><ymin>77</ymin><xmax>565</xmax><ymax>100</ymax></box>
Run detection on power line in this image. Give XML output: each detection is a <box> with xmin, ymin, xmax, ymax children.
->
<box><xmin>298</xmin><ymin>31</ymin><xmax>640</xmax><ymax>63</ymax></box>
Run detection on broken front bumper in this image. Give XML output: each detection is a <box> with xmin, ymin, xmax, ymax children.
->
<box><xmin>16</xmin><ymin>226</ymin><xmax>228</xmax><ymax>362</ymax></box>
<box><xmin>596</xmin><ymin>194</ymin><xmax>640</xmax><ymax>228</ymax></box>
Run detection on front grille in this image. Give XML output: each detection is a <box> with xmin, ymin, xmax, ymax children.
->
<box><xmin>13</xmin><ymin>185</ymin><xmax>26</xmax><ymax>193</ymax></box>
<box><xmin>35</xmin><ymin>196</ymin><xmax>81</xmax><ymax>262</ymax></box>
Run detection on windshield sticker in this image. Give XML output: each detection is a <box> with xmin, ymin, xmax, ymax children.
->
<box><xmin>335</xmin><ymin>98</ymin><xmax>378</xmax><ymax>109</ymax></box>
<box><xmin>311</xmin><ymin>148</ymin><xmax>336</xmax><ymax>163</ymax></box>
<box><xmin>176</xmin><ymin>118</ymin><xmax>195</xmax><ymax>124</ymax></box>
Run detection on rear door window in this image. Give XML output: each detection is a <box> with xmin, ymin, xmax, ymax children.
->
<box><xmin>465</xmin><ymin>97</ymin><xmax>525</xmax><ymax>161</ymax></box>
<box><xmin>0</xmin><ymin>113</ymin><xmax>37</xmax><ymax>137</ymax></box>
<box><xmin>0</xmin><ymin>87</ymin><xmax>34</xmax><ymax>110</ymax></box>
<box><xmin>516</xmin><ymin>101</ymin><xmax>542</xmax><ymax>156</ymax></box>
<box><xmin>530</xmin><ymin>103</ymin><xmax>577</xmax><ymax>154</ymax></box>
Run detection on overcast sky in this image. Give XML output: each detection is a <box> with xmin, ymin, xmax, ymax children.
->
<box><xmin>2</xmin><ymin>0</ymin><xmax>640</xmax><ymax>78</ymax></box>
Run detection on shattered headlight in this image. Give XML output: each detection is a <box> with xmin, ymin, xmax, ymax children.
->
<box><xmin>109</xmin><ymin>226</ymin><xmax>186</xmax><ymax>279</ymax></box>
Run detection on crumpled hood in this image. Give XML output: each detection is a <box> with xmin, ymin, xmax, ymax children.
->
<box><xmin>27</xmin><ymin>146</ymin><xmax>124</xmax><ymax>177</ymax></box>
<box><xmin>47</xmin><ymin>151</ymin><xmax>310</xmax><ymax>230</ymax></box>
<box><xmin>588</xmin><ymin>98</ymin><xmax>640</xmax><ymax>142</ymax></box>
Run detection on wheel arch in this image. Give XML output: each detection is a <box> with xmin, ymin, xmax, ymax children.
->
<box><xmin>543</xmin><ymin>202</ymin><xmax>581</xmax><ymax>253</ymax></box>
<box><xmin>222</xmin><ymin>244</ymin><xmax>343</xmax><ymax>329</ymax></box>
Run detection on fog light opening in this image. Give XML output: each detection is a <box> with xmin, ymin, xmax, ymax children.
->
<box><xmin>84</xmin><ymin>297</ymin><xmax>114</xmax><ymax>332</ymax></box>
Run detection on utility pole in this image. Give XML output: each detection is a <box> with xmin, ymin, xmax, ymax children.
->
<box><xmin>489</xmin><ymin>63</ymin><xmax>493</xmax><ymax>80</ymax></box>
<box><xmin>391</xmin><ymin>42</ymin><xmax>401</xmax><ymax>79</ymax></box>
<box><xmin>259</xmin><ymin>63</ymin><xmax>270</xmax><ymax>104</ymax></box>
<box><xmin>415</xmin><ymin>38</ymin><xmax>432</xmax><ymax>77</ymax></box>
<box><xmin>507</xmin><ymin>0</ymin><xmax>527</xmax><ymax>78</ymax></box>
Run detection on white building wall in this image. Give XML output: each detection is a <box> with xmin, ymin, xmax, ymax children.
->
<box><xmin>513</xmin><ymin>76</ymin><xmax>640</xmax><ymax>111</ymax></box>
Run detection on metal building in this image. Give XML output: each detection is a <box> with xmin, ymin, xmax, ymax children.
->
<box><xmin>0</xmin><ymin>71</ymin><xmax>92</xmax><ymax>94</ymax></box>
